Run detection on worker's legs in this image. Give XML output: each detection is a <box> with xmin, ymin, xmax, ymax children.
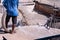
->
<box><xmin>11</xmin><ymin>16</ymin><xmax>17</xmax><ymax>33</ymax></box>
<box><xmin>5</xmin><ymin>15</ymin><xmax>10</xmax><ymax>28</ymax></box>
<box><xmin>5</xmin><ymin>15</ymin><xmax>10</xmax><ymax>33</ymax></box>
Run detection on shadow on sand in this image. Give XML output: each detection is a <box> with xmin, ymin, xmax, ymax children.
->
<box><xmin>0</xmin><ymin>21</ymin><xmax>22</xmax><ymax>34</ymax></box>
<box><xmin>3</xmin><ymin>36</ymin><xmax>7</xmax><ymax>40</ymax></box>
<box><xmin>0</xmin><ymin>29</ymin><xmax>8</xmax><ymax>34</ymax></box>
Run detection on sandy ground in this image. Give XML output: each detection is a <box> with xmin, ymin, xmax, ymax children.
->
<box><xmin>19</xmin><ymin>0</ymin><xmax>60</xmax><ymax>7</ymax></box>
<box><xmin>0</xmin><ymin>4</ymin><xmax>48</xmax><ymax>40</ymax></box>
<box><xmin>0</xmin><ymin>1</ymin><xmax>60</xmax><ymax>40</ymax></box>
<box><xmin>18</xmin><ymin>5</ymin><xmax>48</xmax><ymax>25</ymax></box>
<box><xmin>0</xmin><ymin>26</ymin><xmax>60</xmax><ymax>40</ymax></box>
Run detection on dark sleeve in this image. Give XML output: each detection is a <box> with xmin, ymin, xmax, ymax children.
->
<box><xmin>2</xmin><ymin>0</ymin><xmax>7</xmax><ymax>9</ymax></box>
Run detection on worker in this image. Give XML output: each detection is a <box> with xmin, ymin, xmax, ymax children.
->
<box><xmin>3</xmin><ymin>0</ymin><xmax>19</xmax><ymax>34</ymax></box>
